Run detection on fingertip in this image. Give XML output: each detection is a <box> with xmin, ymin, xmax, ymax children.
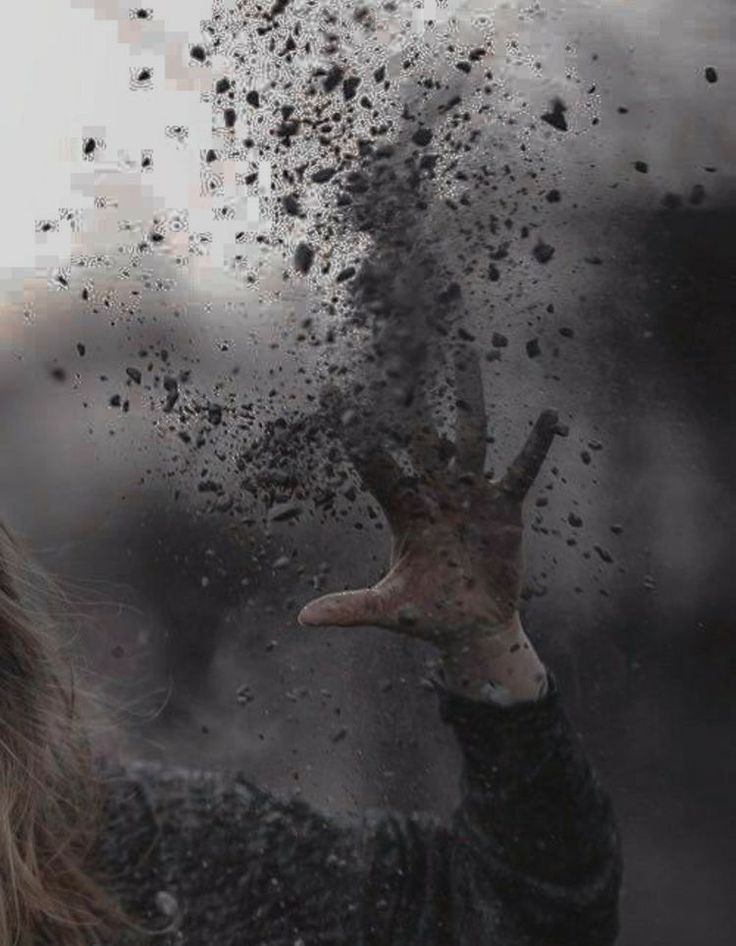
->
<box><xmin>297</xmin><ymin>604</ymin><xmax>322</xmax><ymax>627</ymax></box>
<box><xmin>538</xmin><ymin>408</ymin><xmax>559</xmax><ymax>428</ymax></box>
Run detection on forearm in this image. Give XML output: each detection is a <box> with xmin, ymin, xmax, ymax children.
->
<box><xmin>440</xmin><ymin>612</ymin><xmax>548</xmax><ymax>705</ymax></box>
<box><xmin>438</xmin><ymin>675</ymin><xmax>622</xmax><ymax>944</ymax></box>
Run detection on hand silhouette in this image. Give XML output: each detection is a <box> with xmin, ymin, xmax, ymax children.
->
<box><xmin>300</xmin><ymin>349</ymin><xmax>563</xmax><ymax>651</ymax></box>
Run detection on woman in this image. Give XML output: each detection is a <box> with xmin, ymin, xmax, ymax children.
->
<box><xmin>0</xmin><ymin>400</ymin><xmax>621</xmax><ymax>945</ymax></box>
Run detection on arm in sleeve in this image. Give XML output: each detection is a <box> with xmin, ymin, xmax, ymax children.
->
<box><xmin>432</xmin><ymin>674</ymin><xmax>622</xmax><ymax>945</ymax></box>
<box><xmin>350</xmin><ymin>676</ymin><xmax>621</xmax><ymax>946</ymax></box>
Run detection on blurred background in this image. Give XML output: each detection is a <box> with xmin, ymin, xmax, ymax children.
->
<box><xmin>1</xmin><ymin>2</ymin><xmax>734</xmax><ymax>943</ymax></box>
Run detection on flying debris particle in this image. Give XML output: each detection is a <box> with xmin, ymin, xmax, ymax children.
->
<box><xmin>323</xmin><ymin>65</ymin><xmax>344</xmax><ymax>93</ymax></box>
<box><xmin>546</xmin><ymin>189</ymin><xmax>561</xmax><ymax>203</ymax></box>
<box><xmin>215</xmin><ymin>78</ymin><xmax>231</xmax><ymax>93</ymax></box>
<box><xmin>594</xmin><ymin>545</ymin><xmax>614</xmax><ymax>564</ymax></box>
<box><xmin>190</xmin><ymin>45</ymin><xmax>206</xmax><ymax>62</ymax></box>
<box><xmin>634</xmin><ymin>161</ymin><xmax>649</xmax><ymax>174</ymax></box>
<box><xmin>487</xmin><ymin>263</ymin><xmax>500</xmax><ymax>282</ymax></box>
<box><xmin>76</xmin><ymin>343</ymin><xmax>86</xmax><ymax>357</ymax></box>
<box><xmin>311</xmin><ymin>167</ymin><xmax>336</xmax><ymax>184</ymax></box>
<box><xmin>49</xmin><ymin>366</ymin><xmax>67</xmax><ymax>382</ymax></box>
<box><xmin>246</xmin><ymin>90</ymin><xmax>261</xmax><ymax>108</ymax></box>
<box><xmin>270</xmin><ymin>502</ymin><xmax>303</xmax><ymax>522</ymax></box>
<box><xmin>704</xmin><ymin>66</ymin><xmax>718</xmax><ymax>84</ymax></box>
<box><xmin>336</xmin><ymin>266</ymin><xmax>356</xmax><ymax>283</ymax></box>
<box><xmin>224</xmin><ymin>107</ymin><xmax>237</xmax><ymax>128</ymax></box>
<box><xmin>412</xmin><ymin>127</ymin><xmax>433</xmax><ymax>147</ymax></box>
<box><xmin>690</xmin><ymin>184</ymin><xmax>706</xmax><ymax>205</ymax></box>
<box><xmin>491</xmin><ymin>332</ymin><xmax>509</xmax><ymax>348</ymax></box>
<box><xmin>455</xmin><ymin>61</ymin><xmax>472</xmax><ymax>74</ymax></box>
<box><xmin>83</xmin><ymin>138</ymin><xmax>96</xmax><ymax>156</ymax></box>
<box><xmin>568</xmin><ymin>513</ymin><xmax>583</xmax><ymax>528</ymax></box>
<box><xmin>294</xmin><ymin>242</ymin><xmax>315</xmax><ymax>274</ymax></box>
<box><xmin>343</xmin><ymin>76</ymin><xmax>361</xmax><ymax>101</ymax></box>
<box><xmin>533</xmin><ymin>240</ymin><xmax>555</xmax><ymax>264</ymax></box>
<box><xmin>126</xmin><ymin>367</ymin><xmax>142</xmax><ymax>384</ymax></box>
<box><xmin>541</xmin><ymin>98</ymin><xmax>568</xmax><ymax>132</ymax></box>
<box><xmin>282</xmin><ymin>194</ymin><xmax>302</xmax><ymax>216</ymax></box>
<box><xmin>373</xmin><ymin>65</ymin><xmax>386</xmax><ymax>83</ymax></box>
<box><xmin>526</xmin><ymin>338</ymin><xmax>541</xmax><ymax>359</ymax></box>
<box><xmin>163</xmin><ymin>377</ymin><xmax>179</xmax><ymax>413</ymax></box>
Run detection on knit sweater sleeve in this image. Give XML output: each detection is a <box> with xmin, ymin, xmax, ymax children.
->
<box><xmin>96</xmin><ymin>680</ymin><xmax>620</xmax><ymax>946</ymax></box>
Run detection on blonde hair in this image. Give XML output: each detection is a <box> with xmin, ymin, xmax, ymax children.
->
<box><xmin>0</xmin><ymin>525</ymin><xmax>125</xmax><ymax>945</ymax></box>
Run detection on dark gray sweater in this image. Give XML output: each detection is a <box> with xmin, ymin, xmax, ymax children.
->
<box><xmin>94</xmin><ymin>680</ymin><xmax>621</xmax><ymax>945</ymax></box>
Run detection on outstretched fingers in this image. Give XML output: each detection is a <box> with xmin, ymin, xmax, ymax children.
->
<box><xmin>500</xmin><ymin>409</ymin><xmax>561</xmax><ymax>502</ymax></box>
<box><xmin>452</xmin><ymin>346</ymin><xmax>488</xmax><ymax>475</ymax></box>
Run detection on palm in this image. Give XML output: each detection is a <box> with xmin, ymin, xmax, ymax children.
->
<box><xmin>299</xmin><ymin>349</ymin><xmax>562</xmax><ymax>645</ymax></box>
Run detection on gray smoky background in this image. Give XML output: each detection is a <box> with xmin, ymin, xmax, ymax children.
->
<box><xmin>0</xmin><ymin>1</ymin><xmax>734</xmax><ymax>943</ymax></box>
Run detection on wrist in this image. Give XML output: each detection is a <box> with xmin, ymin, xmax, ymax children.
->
<box><xmin>440</xmin><ymin>613</ymin><xmax>548</xmax><ymax>705</ymax></box>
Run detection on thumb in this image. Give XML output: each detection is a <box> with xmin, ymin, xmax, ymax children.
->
<box><xmin>298</xmin><ymin>588</ymin><xmax>386</xmax><ymax>628</ymax></box>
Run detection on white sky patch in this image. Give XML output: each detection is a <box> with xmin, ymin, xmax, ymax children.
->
<box><xmin>0</xmin><ymin>0</ymin><xmax>270</xmax><ymax>307</ymax></box>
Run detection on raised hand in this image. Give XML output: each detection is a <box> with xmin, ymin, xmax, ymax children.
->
<box><xmin>299</xmin><ymin>349</ymin><xmax>563</xmax><ymax>657</ymax></box>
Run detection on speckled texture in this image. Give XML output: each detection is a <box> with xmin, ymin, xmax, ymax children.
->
<box><xmin>92</xmin><ymin>682</ymin><xmax>621</xmax><ymax>945</ymax></box>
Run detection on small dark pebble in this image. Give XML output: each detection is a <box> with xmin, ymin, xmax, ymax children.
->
<box><xmin>690</xmin><ymin>184</ymin><xmax>706</xmax><ymax>205</ymax></box>
<box><xmin>491</xmin><ymin>332</ymin><xmax>509</xmax><ymax>348</ymax></box>
<box><xmin>246</xmin><ymin>90</ymin><xmax>261</xmax><ymax>108</ymax></box>
<box><xmin>294</xmin><ymin>242</ymin><xmax>315</xmax><ymax>274</ymax></box>
<box><xmin>282</xmin><ymin>194</ymin><xmax>302</xmax><ymax>216</ymax></box>
<box><xmin>546</xmin><ymin>189</ymin><xmax>561</xmax><ymax>202</ymax></box>
<box><xmin>77</xmin><ymin>343</ymin><xmax>86</xmax><ymax>357</ymax></box>
<box><xmin>526</xmin><ymin>338</ymin><xmax>541</xmax><ymax>359</ymax></box>
<box><xmin>533</xmin><ymin>241</ymin><xmax>555</xmax><ymax>264</ymax></box>
<box><xmin>456</xmin><ymin>61</ymin><xmax>472</xmax><ymax>74</ymax></box>
<box><xmin>336</xmin><ymin>266</ymin><xmax>356</xmax><ymax>283</ymax></box>
<box><xmin>323</xmin><ymin>65</ymin><xmax>344</xmax><ymax>93</ymax></box>
<box><xmin>343</xmin><ymin>76</ymin><xmax>361</xmax><ymax>100</ymax></box>
<box><xmin>311</xmin><ymin>167</ymin><xmax>336</xmax><ymax>184</ymax></box>
<box><xmin>634</xmin><ymin>161</ymin><xmax>649</xmax><ymax>173</ymax></box>
<box><xmin>190</xmin><ymin>45</ymin><xmax>206</xmax><ymax>62</ymax></box>
<box><xmin>594</xmin><ymin>545</ymin><xmax>614</xmax><ymax>564</ymax></box>
<box><xmin>412</xmin><ymin>127</ymin><xmax>433</xmax><ymax>147</ymax></box>
<box><xmin>215</xmin><ymin>78</ymin><xmax>231</xmax><ymax>94</ymax></box>
<box><xmin>126</xmin><ymin>367</ymin><xmax>142</xmax><ymax>384</ymax></box>
<box><xmin>568</xmin><ymin>513</ymin><xmax>583</xmax><ymax>528</ymax></box>
<box><xmin>704</xmin><ymin>66</ymin><xmax>718</xmax><ymax>84</ymax></box>
<box><xmin>224</xmin><ymin>108</ymin><xmax>237</xmax><ymax>128</ymax></box>
<box><xmin>541</xmin><ymin>98</ymin><xmax>568</xmax><ymax>132</ymax></box>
